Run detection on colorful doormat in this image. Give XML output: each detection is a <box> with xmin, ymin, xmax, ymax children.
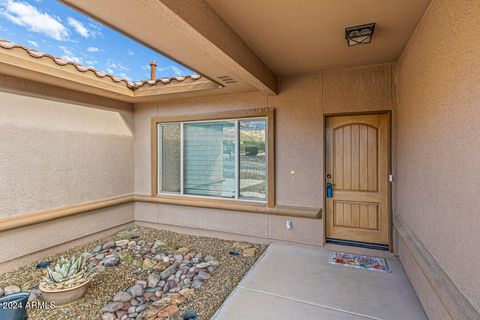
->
<box><xmin>328</xmin><ymin>252</ymin><xmax>390</xmax><ymax>272</ymax></box>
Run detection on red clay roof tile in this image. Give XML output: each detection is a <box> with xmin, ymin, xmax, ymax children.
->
<box><xmin>0</xmin><ymin>39</ymin><xmax>202</xmax><ymax>90</ymax></box>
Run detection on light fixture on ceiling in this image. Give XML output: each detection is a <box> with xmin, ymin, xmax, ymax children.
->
<box><xmin>345</xmin><ymin>23</ymin><xmax>376</xmax><ymax>46</ymax></box>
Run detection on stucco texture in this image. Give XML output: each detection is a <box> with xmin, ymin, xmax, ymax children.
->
<box><xmin>134</xmin><ymin>63</ymin><xmax>393</xmax><ymax>239</ymax></box>
<box><xmin>0</xmin><ymin>88</ymin><xmax>134</xmax><ymax>217</ymax></box>
<box><xmin>0</xmin><ymin>203</ymin><xmax>134</xmax><ymax>270</ymax></box>
<box><xmin>396</xmin><ymin>0</ymin><xmax>480</xmax><ymax>312</ymax></box>
<box><xmin>134</xmin><ymin>64</ymin><xmax>393</xmax><ymax>207</ymax></box>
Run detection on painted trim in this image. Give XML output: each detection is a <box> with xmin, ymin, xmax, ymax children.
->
<box><xmin>394</xmin><ymin>215</ymin><xmax>480</xmax><ymax>320</ymax></box>
<box><xmin>133</xmin><ymin>194</ymin><xmax>320</xmax><ymax>219</ymax></box>
<box><xmin>0</xmin><ymin>192</ymin><xmax>321</xmax><ymax>233</ymax></box>
<box><xmin>151</xmin><ymin>108</ymin><xmax>276</xmax><ymax>208</ymax></box>
<box><xmin>0</xmin><ymin>195</ymin><xmax>133</xmax><ymax>232</ymax></box>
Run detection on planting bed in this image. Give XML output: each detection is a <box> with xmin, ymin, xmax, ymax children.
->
<box><xmin>0</xmin><ymin>226</ymin><xmax>265</xmax><ymax>320</ymax></box>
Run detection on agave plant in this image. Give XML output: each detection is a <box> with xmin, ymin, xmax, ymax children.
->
<box><xmin>40</xmin><ymin>255</ymin><xmax>95</xmax><ymax>290</ymax></box>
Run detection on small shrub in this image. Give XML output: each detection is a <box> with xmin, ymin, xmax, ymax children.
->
<box><xmin>245</xmin><ymin>145</ymin><xmax>259</xmax><ymax>156</ymax></box>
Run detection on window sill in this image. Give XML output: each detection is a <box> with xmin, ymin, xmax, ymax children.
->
<box><xmin>133</xmin><ymin>194</ymin><xmax>322</xmax><ymax>219</ymax></box>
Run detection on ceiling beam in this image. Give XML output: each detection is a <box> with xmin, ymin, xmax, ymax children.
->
<box><xmin>61</xmin><ymin>0</ymin><xmax>278</xmax><ymax>95</ymax></box>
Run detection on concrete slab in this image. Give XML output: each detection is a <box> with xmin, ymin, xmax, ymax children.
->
<box><xmin>213</xmin><ymin>287</ymin><xmax>371</xmax><ymax>320</ymax></box>
<box><xmin>213</xmin><ymin>242</ymin><xmax>427</xmax><ymax>320</ymax></box>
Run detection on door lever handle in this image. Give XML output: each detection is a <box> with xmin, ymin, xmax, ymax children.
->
<box><xmin>326</xmin><ymin>182</ymin><xmax>334</xmax><ymax>198</ymax></box>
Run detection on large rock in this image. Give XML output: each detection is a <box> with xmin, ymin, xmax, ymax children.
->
<box><xmin>103</xmin><ymin>254</ymin><xmax>120</xmax><ymax>267</ymax></box>
<box><xmin>233</xmin><ymin>242</ymin><xmax>253</xmax><ymax>250</ymax></box>
<box><xmin>174</xmin><ymin>254</ymin><xmax>183</xmax><ymax>261</ymax></box>
<box><xmin>191</xmin><ymin>280</ymin><xmax>203</xmax><ymax>289</ymax></box>
<box><xmin>179</xmin><ymin>288</ymin><xmax>195</xmax><ymax>298</ymax></box>
<box><xmin>136</xmin><ymin>303</ymin><xmax>148</xmax><ymax>313</ymax></box>
<box><xmin>127</xmin><ymin>284</ymin><xmax>144</xmax><ymax>297</ymax></box>
<box><xmin>4</xmin><ymin>285</ymin><xmax>20</xmax><ymax>296</ymax></box>
<box><xmin>243</xmin><ymin>247</ymin><xmax>256</xmax><ymax>257</ymax></box>
<box><xmin>157</xmin><ymin>304</ymin><xmax>179</xmax><ymax>318</ymax></box>
<box><xmin>101</xmin><ymin>302</ymin><xmax>124</xmax><ymax>313</ymax></box>
<box><xmin>197</xmin><ymin>271</ymin><xmax>210</xmax><ymax>281</ymax></box>
<box><xmin>101</xmin><ymin>312</ymin><xmax>116</xmax><ymax>320</ymax></box>
<box><xmin>113</xmin><ymin>291</ymin><xmax>132</xmax><ymax>302</ymax></box>
<box><xmin>147</xmin><ymin>273</ymin><xmax>160</xmax><ymax>288</ymax></box>
<box><xmin>160</xmin><ymin>265</ymin><xmax>177</xmax><ymax>280</ymax></box>
<box><xmin>115</xmin><ymin>239</ymin><xmax>129</xmax><ymax>247</ymax></box>
<box><xmin>142</xmin><ymin>258</ymin><xmax>154</xmax><ymax>270</ymax></box>
<box><xmin>195</xmin><ymin>262</ymin><xmax>210</xmax><ymax>269</ymax></box>
<box><xmin>102</xmin><ymin>241</ymin><xmax>115</xmax><ymax>250</ymax></box>
<box><xmin>136</xmin><ymin>280</ymin><xmax>147</xmax><ymax>288</ymax></box>
<box><xmin>204</xmin><ymin>255</ymin><xmax>215</xmax><ymax>262</ymax></box>
<box><xmin>0</xmin><ymin>288</ymin><xmax>4</xmax><ymax>297</ymax></box>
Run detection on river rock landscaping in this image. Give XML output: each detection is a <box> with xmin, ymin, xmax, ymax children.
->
<box><xmin>0</xmin><ymin>226</ymin><xmax>265</xmax><ymax>320</ymax></box>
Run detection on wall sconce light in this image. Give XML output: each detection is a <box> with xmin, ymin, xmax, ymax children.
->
<box><xmin>345</xmin><ymin>23</ymin><xmax>376</xmax><ymax>46</ymax></box>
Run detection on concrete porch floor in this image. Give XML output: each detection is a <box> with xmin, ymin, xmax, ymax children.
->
<box><xmin>212</xmin><ymin>243</ymin><xmax>427</xmax><ymax>320</ymax></box>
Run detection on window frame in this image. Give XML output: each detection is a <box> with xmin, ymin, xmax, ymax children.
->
<box><xmin>151</xmin><ymin>108</ymin><xmax>275</xmax><ymax>208</ymax></box>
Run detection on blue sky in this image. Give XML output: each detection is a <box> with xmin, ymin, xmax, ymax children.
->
<box><xmin>0</xmin><ymin>0</ymin><xmax>193</xmax><ymax>81</ymax></box>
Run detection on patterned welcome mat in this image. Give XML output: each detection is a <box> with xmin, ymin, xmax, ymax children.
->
<box><xmin>328</xmin><ymin>252</ymin><xmax>390</xmax><ymax>272</ymax></box>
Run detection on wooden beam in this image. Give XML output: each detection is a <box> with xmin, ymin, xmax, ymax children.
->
<box><xmin>158</xmin><ymin>0</ymin><xmax>278</xmax><ymax>95</ymax></box>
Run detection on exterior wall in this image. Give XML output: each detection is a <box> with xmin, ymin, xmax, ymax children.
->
<box><xmin>0</xmin><ymin>76</ymin><xmax>136</xmax><ymax>270</ymax></box>
<box><xmin>134</xmin><ymin>63</ymin><xmax>394</xmax><ymax>243</ymax></box>
<box><xmin>0</xmin><ymin>203</ymin><xmax>134</xmax><ymax>273</ymax></box>
<box><xmin>0</xmin><ymin>76</ymin><xmax>135</xmax><ymax>217</ymax></box>
<box><xmin>395</xmin><ymin>0</ymin><xmax>480</xmax><ymax>316</ymax></box>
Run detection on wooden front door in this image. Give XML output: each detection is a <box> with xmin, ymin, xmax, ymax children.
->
<box><xmin>325</xmin><ymin>114</ymin><xmax>390</xmax><ymax>245</ymax></box>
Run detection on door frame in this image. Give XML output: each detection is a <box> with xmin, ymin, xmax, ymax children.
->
<box><xmin>323</xmin><ymin>110</ymin><xmax>393</xmax><ymax>251</ymax></box>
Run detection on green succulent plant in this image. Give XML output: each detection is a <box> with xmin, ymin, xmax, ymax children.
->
<box><xmin>40</xmin><ymin>255</ymin><xmax>95</xmax><ymax>290</ymax></box>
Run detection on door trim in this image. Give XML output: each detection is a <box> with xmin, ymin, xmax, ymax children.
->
<box><xmin>323</xmin><ymin>110</ymin><xmax>392</xmax><ymax>251</ymax></box>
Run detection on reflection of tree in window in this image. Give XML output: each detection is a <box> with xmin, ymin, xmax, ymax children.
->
<box><xmin>240</xmin><ymin>119</ymin><xmax>266</xmax><ymax>201</ymax></box>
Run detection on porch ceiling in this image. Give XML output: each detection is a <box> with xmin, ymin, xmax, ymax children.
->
<box><xmin>206</xmin><ymin>0</ymin><xmax>431</xmax><ymax>76</ymax></box>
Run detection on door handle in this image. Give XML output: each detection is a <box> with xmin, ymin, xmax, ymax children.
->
<box><xmin>326</xmin><ymin>182</ymin><xmax>334</xmax><ymax>198</ymax></box>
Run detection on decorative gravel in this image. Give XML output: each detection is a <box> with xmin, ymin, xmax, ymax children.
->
<box><xmin>0</xmin><ymin>226</ymin><xmax>266</xmax><ymax>320</ymax></box>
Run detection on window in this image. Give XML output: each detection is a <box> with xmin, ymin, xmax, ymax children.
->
<box><xmin>152</xmin><ymin>109</ymin><xmax>274</xmax><ymax>206</ymax></box>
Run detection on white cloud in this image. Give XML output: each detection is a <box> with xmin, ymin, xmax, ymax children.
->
<box><xmin>87</xmin><ymin>46</ymin><xmax>99</xmax><ymax>53</ymax></box>
<box><xmin>27</xmin><ymin>40</ymin><xmax>38</xmax><ymax>47</ymax></box>
<box><xmin>118</xmin><ymin>72</ymin><xmax>131</xmax><ymax>81</ymax></box>
<box><xmin>106</xmin><ymin>60</ymin><xmax>130</xmax><ymax>72</ymax></box>
<box><xmin>85</xmin><ymin>59</ymin><xmax>97</xmax><ymax>66</ymax></box>
<box><xmin>158</xmin><ymin>65</ymin><xmax>184</xmax><ymax>76</ymax></box>
<box><xmin>58</xmin><ymin>45</ymin><xmax>83</xmax><ymax>64</ymax></box>
<box><xmin>127</xmin><ymin>49</ymin><xmax>134</xmax><ymax>56</ymax></box>
<box><xmin>0</xmin><ymin>0</ymin><xmax>69</xmax><ymax>40</ymax></box>
<box><xmin>67</xmin><ymin>17</ymin><xmax>89</xmax><ymax>38</ymax></box>
<box><xmin>87</xmin><ymin>21</ymin><xmax>103</xmax><ymax>38</ymax></box>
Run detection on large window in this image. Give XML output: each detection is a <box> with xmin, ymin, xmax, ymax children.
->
<box><xmin>152</xmin><ymin>109</ymin><xmax>274</xmax><ymax>205</ymax></box>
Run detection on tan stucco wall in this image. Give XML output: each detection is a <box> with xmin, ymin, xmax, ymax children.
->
<box><xmin>396</xmin><ymin>0</ymin><xmax>480</xmax><ymax>314</ymax></box>
<box><xmin>0</xmin><ymin>203</ymin><xmax>134</xmax><ymax>272</ymax></box>
<box><xmin>0</xmin><ymin>78</ymin><xmax>135</xmax><ymax>217</ymax></box>
<box><xmin>0</xmin><ymin>77</ymin><xmax>136</xmax><ymax>270</ymax></box>
<box><xmin>134</xmin><ymin>63</ymin><xmax>394</xmax><ymax>242</ymax></box>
